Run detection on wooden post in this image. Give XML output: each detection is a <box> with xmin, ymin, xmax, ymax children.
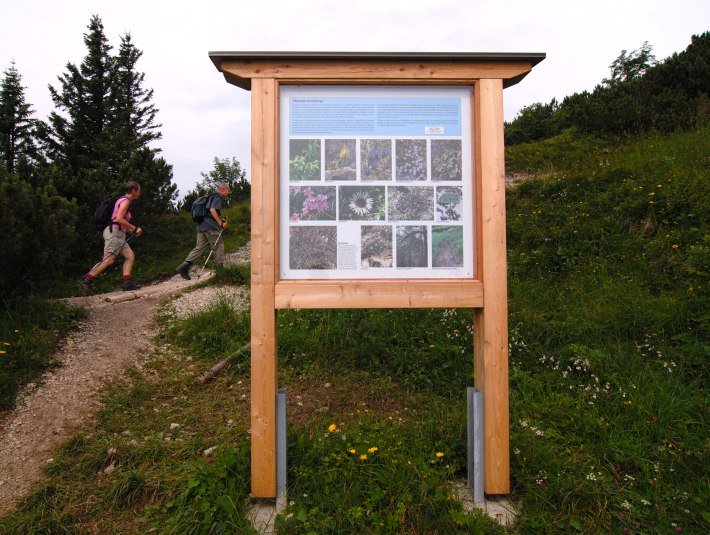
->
<box><xmin>250</xmin><ymin>77</ymin><xmax>278</xmax><ymax>498</ymax></box>
<box><xmin>473</xmin><ymin>78</ymin><xmax>510</xmax><ymax>494</ymax></box>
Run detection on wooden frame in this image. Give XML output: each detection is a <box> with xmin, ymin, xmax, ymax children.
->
<box><xmin>210</xmin><ymin>51</ymin><xmax>544</xmax><ymax>498</ymax></box>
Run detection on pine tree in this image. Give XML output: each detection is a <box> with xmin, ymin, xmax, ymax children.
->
<box><xmin>109</xmin><ymin>33</ymin><xmax>176</xmax><ymax>213</ymax></box>
<box><xmin>47</xmin><ymin>14</ymin><xmax>115</xmax><ymax>204</ymax></box>
<box><xmin>0</xmin><ymin>62</ymin><xmax>37</xmax><ymax>172</ymax></box>
<box><xmin>108</xmin><ymin>33</ymin><xmax>162</xmax><ymax>167</ymax></box>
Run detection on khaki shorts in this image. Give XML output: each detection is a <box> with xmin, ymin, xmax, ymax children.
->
<box><xmin>103</xmin><ymin>227</ymin><xmax>133</xmax><ymax>254</ymax></box>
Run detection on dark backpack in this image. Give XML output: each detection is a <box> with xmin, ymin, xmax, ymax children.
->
<box><xmin>93</xmin><ymin>196</ymin><xmax>127</xmax><ymax>231</ymax></box>
<box><xmin>191</xmin><ymin>194</ymin><xmax>214</xmax><ymax>223</ymax></box>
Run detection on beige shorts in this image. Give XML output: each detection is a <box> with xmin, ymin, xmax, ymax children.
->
<box><xmin>103</xmin><ymin>227</ymin><xmax>133</xmax><ymax>254</ymax></box>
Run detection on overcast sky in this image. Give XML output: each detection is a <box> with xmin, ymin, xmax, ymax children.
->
<box><xmin>1</xmin><ymin>0</ymin><xmax>707</xmax><ymax>198</ymax></box>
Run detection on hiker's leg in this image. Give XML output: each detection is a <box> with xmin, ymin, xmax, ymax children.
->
<box><xmin>120</xmin><ymin>245</ymin><xmax>135</xmax><ymax>277</ymax></box>
<box><xmin>89</xmin><ymin>251</ymin><xmax>117</xmax><ymax>277</ymax></box>
<box><xmin>207</xmin><ymin>230</ymin><xmax>225</xmax><ymax>264</ymax></box>
<box><xmin>90</xmin><ymin>227</ymin><xmax>124</xmax><ymax>277</ymax></box>
<box><xmin>185</xmin><ymin>232</ymin><xmax>210</xmax><ymax>263</ymax></box>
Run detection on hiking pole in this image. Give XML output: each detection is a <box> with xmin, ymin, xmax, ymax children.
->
<box><xmin>196</xmin><ymin>226</ymin><xmax>226</xmax><ymax>280</ymax></box>
<box><xmin>80</xmin><ymin>231</ymin><xmax>138</xmax><ymax>281</ymax></box>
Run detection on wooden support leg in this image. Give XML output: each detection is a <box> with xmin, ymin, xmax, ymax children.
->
<box><xmin>250</xmin><ymin>78</ymin><xmax>278</xmax><ymax>498</ymax></box>
<box><xmin>474</xmin><ymin>78</ymin><xmax>510</xmax><ymax>494</ymax></box>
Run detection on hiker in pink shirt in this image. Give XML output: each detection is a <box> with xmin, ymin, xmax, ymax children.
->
<box><xmin>79</xmin><ymin>181</ymin><xmax>143</xmax><ymax>294</ymax></box>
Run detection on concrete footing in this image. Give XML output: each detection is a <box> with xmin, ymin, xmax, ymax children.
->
<box><xmin>248</xmin><ymin>497</ymin><xmax>285</xmax><ymax>535</ymax></box>
<box><xmin>453</xmin><ymin>480</ymin><xmax>519</xmax><ymax>527</ymax></box>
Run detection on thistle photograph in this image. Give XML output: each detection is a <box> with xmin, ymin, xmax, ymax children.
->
<box><xmin>360</xmin><ymin>139</ymin><xmax>392</xmax><ymax>181</ymax></box>
<box><xmin>388</xmin><ymin>186</ymin><xmax>434</xmax><ymax>221</ymax></box>
<box><xmin>338</xmin><ymin>186</ymin><xmax>386</xmax><ymax>221</ymax></box>
<box><xmin>289</xmin><ymin>139</ymin><xmax>321</xmax><ymax>180</ymax></box>
<box><xmin>435</xmin><ymin>186</ymin><xmax>463</xmax><ymax>221</ymax></box>
<box><xmin>431</xmin><ymin>139</ymin><xmax>462</xmax><ymax>181</ymax></box>
<box><xmin>361</xmin><ymin>225</ymin><xmax>393</xmax><ymax>268</ymax></box>
<box><xmin>289</xmin><ymin>226</ymin><xmax>337</xmax><ymax>270</ymax></box>
<box><xmin>395</xmin><ymin>139</ymin><xmax>427</xmax><ymax>181</ymax></box>
<box><xmin>432</xmin><ymin>225</ymin><xmax>463</xmax><ymax>267</ymax></box>
<box><xmin>396</xmin><ymin>225</ymin><xmax>428</xmax><ymax>268</ymax></box>
<box><xmin>289</xmin><ymin>186</ymin><xmax>336</xmax><ymax>221</ymax></box>
<box><xmin>324</xmin><ymin>139</ymin><xmax>356</xmax><ymax>181</ymax></box>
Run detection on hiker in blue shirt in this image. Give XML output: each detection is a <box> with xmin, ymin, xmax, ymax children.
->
<box><xmin>176</xmin><ymin>183</ymin><xmax>231</xmax><ymax>280</ymax></box>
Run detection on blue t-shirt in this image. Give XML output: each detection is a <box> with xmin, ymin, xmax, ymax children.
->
<box><xmin>197</xmin><ymin>193</ymin><xmax>223</xmax><ymax>232</ymax></box>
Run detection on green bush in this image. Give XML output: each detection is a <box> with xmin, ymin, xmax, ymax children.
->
<box><xmin>0</xmin><ymin>171</ymin><xmax>78</xmax><ymax>298</ymax></box>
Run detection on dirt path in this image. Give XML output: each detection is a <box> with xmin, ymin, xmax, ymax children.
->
<box><xmin>0</xmin><ymin>249</ymin><xmax>250</xmax><ymax>516</ymax></box>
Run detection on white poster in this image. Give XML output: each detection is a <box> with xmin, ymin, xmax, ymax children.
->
<box><xmin>280</xmin><ymin>85</ymin><xmax>474</xmax><ymax>279</ymax></box>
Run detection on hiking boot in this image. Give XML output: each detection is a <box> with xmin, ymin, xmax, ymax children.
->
<box><xmin>176</xmin><ymin>261</ymin><xmax>191</xmax><ymax>280</ymax></box>
<box><xmin>78</xmin><ymin>278</ymin><xmax>95</xmax><ymax>295</ymax></box>
<box><xmin>122</xmin><ymin>279</ymin><xmax>142</xmax><ymax>292</ymax></box>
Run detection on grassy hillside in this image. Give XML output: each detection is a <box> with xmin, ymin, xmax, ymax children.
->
<box><xmin>1</xmin><ymin>129</ymin><xmax>707</xmax><ymax>533</ymax></box>
<box><xmin>504</xmin><ymin>127</ymin><xmax>708</xmax><ymax>532</ymax></box>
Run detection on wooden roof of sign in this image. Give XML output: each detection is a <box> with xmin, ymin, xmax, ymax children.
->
<box><xmin>208</xmin><ymin>51</ymin><xmax>546</xmax><ymax>90</ymax></box>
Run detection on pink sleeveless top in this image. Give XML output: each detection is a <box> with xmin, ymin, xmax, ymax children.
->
<box><xmin>111</xmin><ymin>197</ymin><xmax>132</xmax><ymax>232</ymax></box>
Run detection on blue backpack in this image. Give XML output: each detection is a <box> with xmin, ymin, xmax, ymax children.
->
<box><xmin>191</xmin><ymin>193</ymin><xmax>215</xmax><ymax>223</ymax></box>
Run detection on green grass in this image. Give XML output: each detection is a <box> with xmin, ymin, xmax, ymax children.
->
<box><xmin>503</xmin><ymin>126</ymin><xmax>708</xmax><ymax>533</ymax></box>
<box><xmin>0</xmin><ymin>296</ymin><xmax>85</xmax><ymax>410</ymax></box>
<box><xmin>2</xmin><ymin>128</ymin><xmax>708</xmax><ymax>532</ymax></box>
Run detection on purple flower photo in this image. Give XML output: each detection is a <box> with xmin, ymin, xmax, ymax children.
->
<box><xmin>289</xmin><ymin>186</ymin><xmax>336</xmax><ymax>221</ymax></box>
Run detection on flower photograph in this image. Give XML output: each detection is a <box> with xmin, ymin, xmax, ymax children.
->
<box><xmin>325</xmin><ymin>139</ymin><xmax>356</xmax><ymax>181</ymax></box>
<box><xmin>432</xmin><ymin>225</ymin><xmax>463</xmax><ymax>267</ymax></box>
<box><xmin>396</xmin><ymin>225</ymin><xmax>428</xmax><ymax>268</ymax></box>
<box><xmin>431</xmin><ymin>139</ymin><xmax>462</xmax><ymax>181</ymax></box>
<box><xmin>289</xmin><ymin>139</ymin><xmax>321</xmax><ymax>180</ymax></box>
<box><xmin>388</xmin><ymin>186</ymin><xmax>434</xmax><ymax>221</ymax></box>
<box><xmin>395</xmin><ymin>139</ymin><xmax>427</xmax><ymax>181</ymax></box>
<box><xmin>289</xmin><ymin>226</ymin><xmax>337</xmax><ymax>269</ymax></box>
<box><xmin>289</xmin><ymin>186</ymin><xmax>336</xmax><ymax>221</ymax></box>
<box><xmin>338</xmin><ymin>186</ymin><xmax>386</xmax><ymax>221</ymax></box>
<box><xmin>435</xmin><ymin>186</ymin><xmax>463</xmax><ymax>221</ymax></box>
<box><xmin>361</xmin><ymin>225</ymin><xmax>393</xmax><ymax>268</ymax></box>
<box><xmin>360</xmin><ymin>139</ymin><xmax>392</xmax><ymax>181</ymax></box>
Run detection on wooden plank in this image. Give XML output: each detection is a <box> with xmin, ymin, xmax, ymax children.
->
<box><xmin>221</xmin><ymin>59</ymin><xmax>532</xmax><ymax>84</ymax></box>
<box><xmin>275</xmin><ymin>280</ymin><xmax>483</xmax><ymax>309</ymax></box>
<box><xmin>250</xmin><ymin>77</ymin><xmax>278</xmax><ymax>498</ymax></box>
<box><xmin>473</xmin><ymin>79</ymin><xmax>510</xmax><ymax>494</ymax></box>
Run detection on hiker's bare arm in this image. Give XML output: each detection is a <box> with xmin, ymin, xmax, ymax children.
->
<box><xmin>210</xmin><ymin>207</ymin><xmax>227</xmax><ymax>228</ymax></box>
<box><xmin>115</xmin><ymin>200</ymin><xmax>142</xmax><ymax>235</ymax></box>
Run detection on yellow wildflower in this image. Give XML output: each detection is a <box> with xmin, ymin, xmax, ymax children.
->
<box><xmin>368</xmin><ymin>447</ymin><xmax>378</xmax><ymax>453</ymax></box>
<box><xmin>436</xmin><ymin>452</ymin><xmax>444</xmax><ymax>458</ymax></box>
<box><xmin>349</xmin><ymin>449</ymin><xmax>356</xmax><ymax>454</ymax></box>
<box><xmin>0</xmin><ymin>350</ymin><xmax>6</xmax><ymax>354</ymax></box>
<box><xmin>672</xmin><ymin>244</ymin><xmax>679</xmax><ymax>249</ymax></box>
<box><xmin>359</xmin><ymin>454</ymin><xmax>367</xmax><ymax>460</ymax></box>
<box><xmin>328</xmin><ymin>423</ymin><xmax>337</xmax><ymax>432</ymax></box>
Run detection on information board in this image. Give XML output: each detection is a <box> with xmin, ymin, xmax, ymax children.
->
<box><xmin>279</xmin><ymin>86</ymin><xmax>474</xmax><ymax>279</ymax></box>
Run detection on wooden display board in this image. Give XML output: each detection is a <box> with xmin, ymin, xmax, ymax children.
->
<box><xmin>209</xmin><ymin>51</ymin><xmax>545</xmax><ymax>498</ymax></box>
